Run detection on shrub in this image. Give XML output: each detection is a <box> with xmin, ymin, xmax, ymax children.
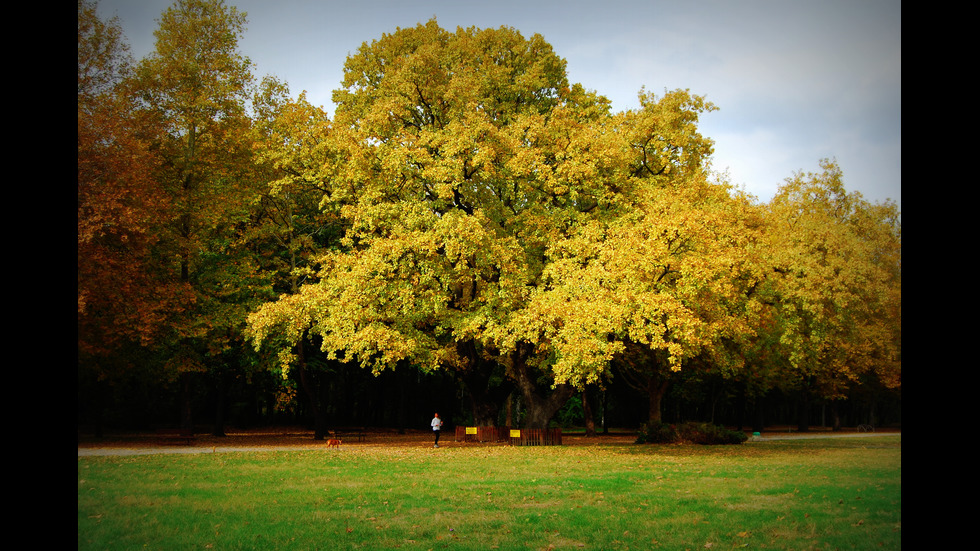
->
<box><xmin>676</xmin><ymin>422</ymin><xmax>748</xmax><ymax>445</ymax></box>
<box><xmin>634</xmin><ymin>422</ymin><xmax>678</xmax><ymax>444</ymax></box>
<box><xmin>635</xmin><ymin>422</ymin><xmax>747</xmax><ymax>445</ymax></box>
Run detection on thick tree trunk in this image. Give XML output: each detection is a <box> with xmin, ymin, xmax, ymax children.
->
<box><xmin>456</xmin><ymin>340</ymin><xmax>512</xmax><ymax>426</ymax></box>
<box><xmin>521</xmin><ymin>390</ymin><xmax>574</xmax><ymax>429</ymax></box>
<box><xmin>830</xmin><ymin>400</ymin><xmax>842</xmax><ymax>431</ymax></box>
<box><xmin>582</xmin><ymin>386</ymin><xmax>596</xmax><ymax>437</ymax></box>
<box><xmin>509</xmin><ymin>343</ymin><xmax>575</xmax><ymax>429</ymax></box>
<box><xmin>617</xmin><ymin>343</ymin><xmax>672</xmax><ymax>426</ymax></box>
<box><xmin>647</xmin><ymin>374</ymin><xmax>670</xmax><ymax>425</ymax></box>
<box><xmin>471</xmin><ymin>397</ymin><xmax>500</xmax><ymax>427</ymax></box>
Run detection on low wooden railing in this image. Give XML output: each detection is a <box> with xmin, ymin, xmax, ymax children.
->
<box><xmin>454</xmin><ymin>426</ymin><xmax>562</xmax><ymax>446</ymax></box>
<box><xmin>507</xmin><ymin>428</ymin><xmax>562</xmax><ymax>446</ymax></box>
<box><xmin>454</xmin><ymin>426</ymin><xmax>508</xmax><ymax>442</ymax></box>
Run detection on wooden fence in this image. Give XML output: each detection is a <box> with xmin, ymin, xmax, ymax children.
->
<box><xmin>507</xmin><ymin>428</ymin><xmax>562</xmax><ymax>446</ymax></box>
<box><xmin>454</xmin><ymin>426</ymin><xmax>508</xmax><ymax>442</ymax></box>
<box><xmin>454</xmin><ymin>426</ymin><xmax>562</xmax><ymax>446</ymax></box>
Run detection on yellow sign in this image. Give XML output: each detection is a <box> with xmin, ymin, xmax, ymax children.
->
<box><xmin>465</xmin><ymin>427</ymin><xmax>477</xmax><ymax>435</ymax></box>
<box><xmin>510</xmin><ymin>429</ymin><xmax>521</xmax><ymax>438</ymax></box>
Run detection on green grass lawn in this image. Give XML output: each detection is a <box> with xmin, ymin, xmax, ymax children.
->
<box><xmin>78</xmin><ymin>436</ymin><xmax>900</xmax><ymax>550</ymax></box>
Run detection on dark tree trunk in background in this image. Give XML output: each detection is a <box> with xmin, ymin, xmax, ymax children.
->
<box><xmin>90</xmin><ymin>377</ymin><xmax>106</xmax><ymax>439</ymax></box>
<box><xmin>797</xmin><ymin>381</ymin><xmax>810</xmax><ymax>432</ymax></box>
<box><xmin>582</xmin><ymin>386</ymin><xmax>596</xmax><ymax>437</ymax></box>
<box><xmin>617</xmin><ymin>344</ymin><xmax>673</xmax><ymax>427</ymax></box>
<box><xmin>753</xmin><ymin>394</ymin><xmax>765</xmax><ymax>433</ymax></box>
<box><xmin>396</xmin><ymin>365</ymin><xmax>411</xmax><ymax>434</ymax></box>
<box><xmin>296</xmin><ymin>340</ymin><xmax>327</xmax><ymax>440</ymax></box>
<box><xmin>180</xmin><ymin>371</ymin><xmax>194</xmax><ymax>433</ymax></box>
<box><xmin>830</xmin><ymin>400</ymin><xmax>842</xmax><ymax>431</ymax></box>
<box><xmin>602</xmin><ymin>390</ymin><xmax>609</xmax><ymax>434</ymax></box>
<box><xmin>212</xmin><ymin>369</ymin><xmax>229</xmax><ymax>437</ymax></box>
<box><xmin>647</xmin><ymin>374</ymin><xmax>670</xmax><ymax>425</ymax></box>
<box><xmin>734</xmin><ymin>383</ymin><xmax>746</xmax><ymax>431</ymax></box>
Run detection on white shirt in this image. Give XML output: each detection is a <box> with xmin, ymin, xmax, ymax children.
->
<box><xmin>431</xmin><ymin>417</ymin><xmax>442</xmax><ymax>430</ymax></box>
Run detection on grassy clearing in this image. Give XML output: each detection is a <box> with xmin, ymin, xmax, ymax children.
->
<box><xmin>78</xmin><ymin>436</ymin><xmax>900</xmax><ymax>550</ymax></box>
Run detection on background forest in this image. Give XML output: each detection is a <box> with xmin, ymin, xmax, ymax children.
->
<box><xmin>77</xmin><ymin>0</ymin><xmax>901</xmax><ymax>439</ymax></box>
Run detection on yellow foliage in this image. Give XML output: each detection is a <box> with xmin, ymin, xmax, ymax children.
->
<box><xmin>244</xmin><ymin>22</ymin><xmax>899</xmax><ymax>400</ymax></box>
<box><xmin>762</xmin><ymin>159</ymin><xmax>901</xmax><ymax>394</ymax></box>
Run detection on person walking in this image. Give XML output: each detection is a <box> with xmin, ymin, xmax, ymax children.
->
<box><xmin>431</xmin><ymin>413</ymin><xmax>443</xmax><ymax>447</ymax></box>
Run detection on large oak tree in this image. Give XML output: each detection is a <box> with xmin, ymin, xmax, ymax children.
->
<box><xmin>246</xmin><ymin>21</ymin><xmax>740</xmax><ymax>428</ymax></box>
<box><xmin>248</xmin><ymin>20</ymin><xmax>605</xmax><ymax>427</ymax></box>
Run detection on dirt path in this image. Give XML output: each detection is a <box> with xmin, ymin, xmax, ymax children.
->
<box><xmin>77</xmin><ymin>427</ymin><xmax>899</xmax><ymax>457</ymax></box>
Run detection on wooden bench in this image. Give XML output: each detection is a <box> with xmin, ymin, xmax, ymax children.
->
<box><xmin>155</xmin><ymin>428</ymin><xmax>197</xmax><ymax>446</ymax></box>
<box><xmin>333</xmin><ymin>428</ymin><xmax>367</xmax><ymax>442</ymax></box>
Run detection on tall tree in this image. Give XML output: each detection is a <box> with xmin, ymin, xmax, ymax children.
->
<box><xmin>763</xmin><ymin>159</ymin><xmax>901</xmax><ymax>430</ymax></box>
<box><xmin>249</xmin><ymin>77</ymin><xmax>347</xmax><ymax>438</ymax></box>
<box><xmin>129</xmin><ymin>0</ymin><xmax>258</xmax><ymax>432</ymax></box>
<box><xmin>247</xmin><ymin>20</ymin><xmax>617</xmax><ymax>428</ymax></box>
<box><xmin>246</xmin><ymin>22</ymin><xmax>743</xmax><ymax>430</ymax></box>
<box><xmin>524</xmin><ymin>156</ymin><xmax>766</xmax><ymax>424</ymax></box>
<box><xmin>78</xmin><ymin>0</ymin><xmax>193</xmax><ymax>433</ymax></box>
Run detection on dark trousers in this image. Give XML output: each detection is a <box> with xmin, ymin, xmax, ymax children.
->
<box><xmin>434</xmin><ymin>429</ymin><xmax>440</xmax><ymax>444</ymax></box>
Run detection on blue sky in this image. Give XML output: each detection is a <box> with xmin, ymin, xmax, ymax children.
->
<box><xmin>96</xmin><ymin>0</ymin><xmax>901</xmax><ymax>209</ymax></box>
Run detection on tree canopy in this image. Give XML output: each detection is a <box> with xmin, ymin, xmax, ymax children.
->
<box><xmin>763</xmin><ymin>160</ymin><xmax>901</xmax><ymax>403</ymax></box>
